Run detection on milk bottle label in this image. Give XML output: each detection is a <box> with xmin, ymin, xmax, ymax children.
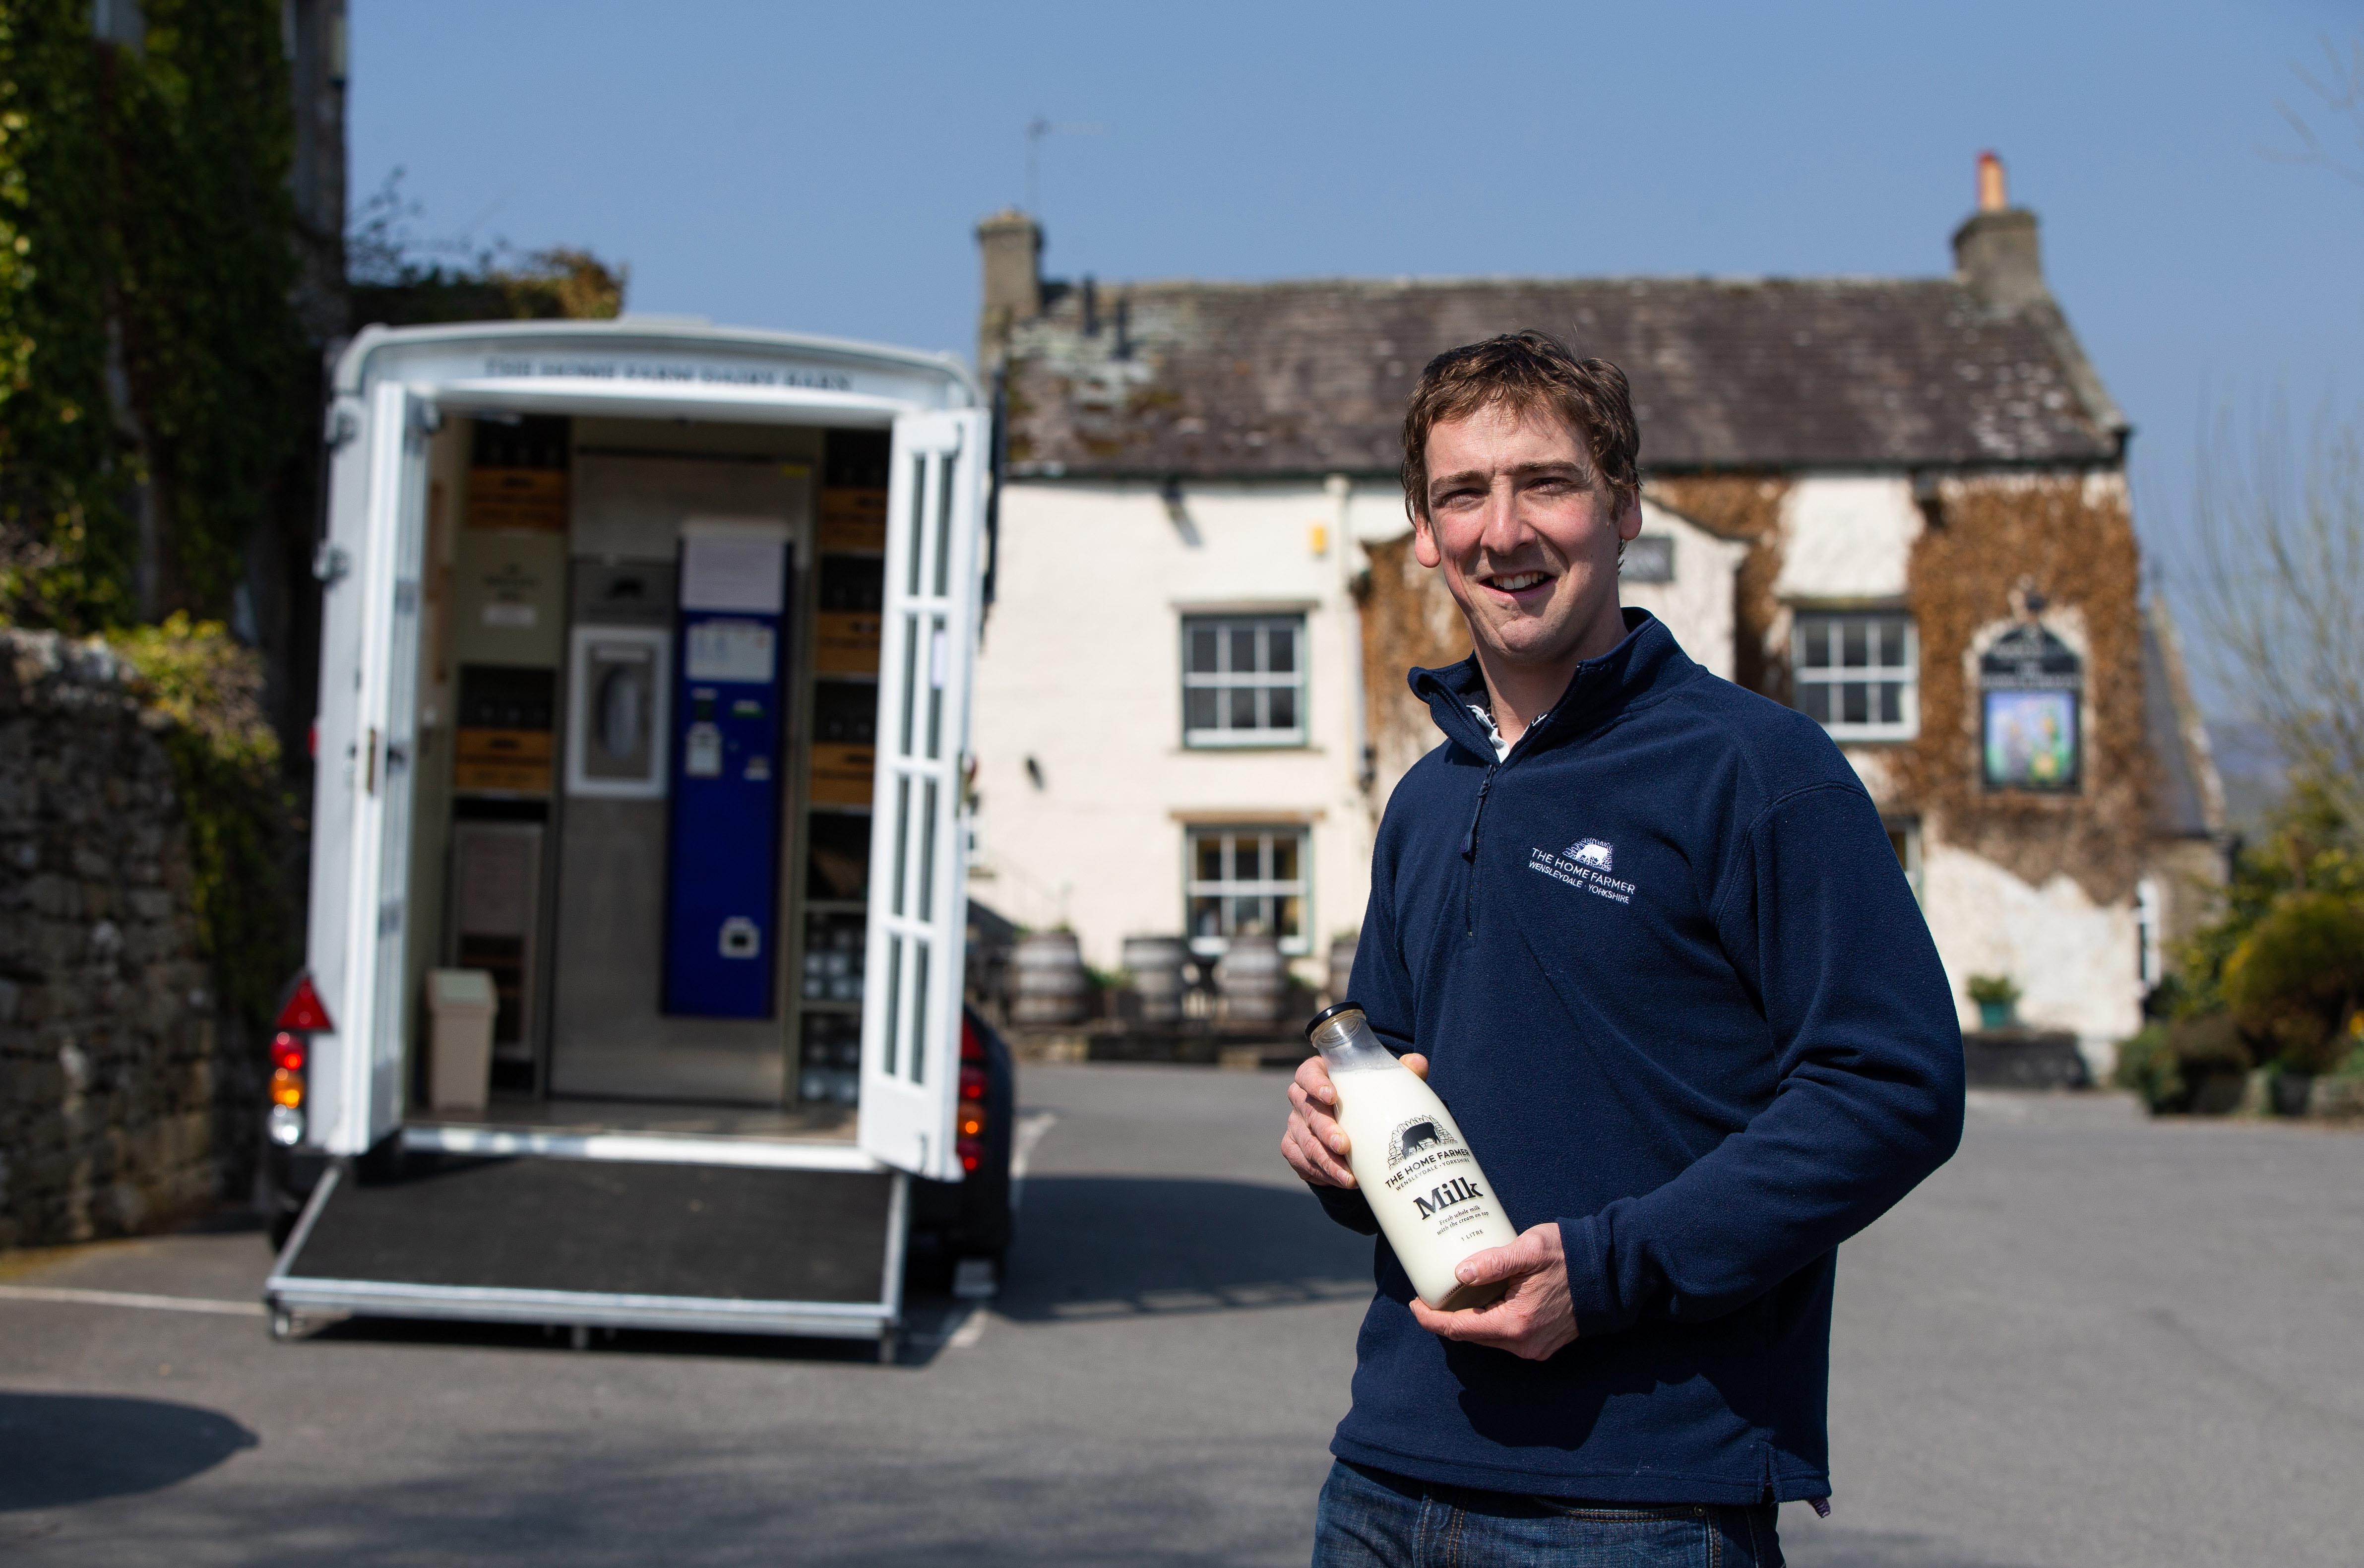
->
<box><xmin>1378</xmin><ymin>1114</ymin><xmax>1496</xmax><ymax>1236</ymax></box>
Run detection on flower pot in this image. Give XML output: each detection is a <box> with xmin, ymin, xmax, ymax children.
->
<box><xmin>2270</xmin><ymin>1072</ymin><xmax>2316</xmax><ymax>1118</ymax></box>
<box><xmin>1977</xmin><ymin>1000</ymin><xmax>2016</xmax><ymax>1032</ymax></box>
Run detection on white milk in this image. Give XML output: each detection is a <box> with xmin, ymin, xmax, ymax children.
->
<box><xmin>1310</xmin><ymin>1005</ymin><xmax>1519</xmax><ymax>1311</ymax></box>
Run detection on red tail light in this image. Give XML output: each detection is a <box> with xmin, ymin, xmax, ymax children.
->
<box><xmin>956</xmin><ymin>1015</ymin><xmax>989</xmax><ymax>1172</ymax></box>
<box><xmin>268</xmin><ymin>978</ymin><xmax>323</xmax><ymax>1146</ymax></box>
<box><xmin>276</xmin><ymin>974</ymin><xmax>335</xmax><ymax>1033</ymax></box>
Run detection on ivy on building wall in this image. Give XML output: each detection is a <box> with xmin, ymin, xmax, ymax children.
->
<box><xmin>0</xmin><ymin>1</ymin><xmax>304</xmax><ymax>1028</ymax></box>
<box><xmin>109</xmin><ymin>0</ymin><xmax>308</xmax><ymax>619</ymax></box>
<box><xmin>1894</xmin><ymin>475</ymin><xmax>2151</xmax><ymax>905</ymax></box>
<box><xmin>117</xmin><ymin>613</ymin><xmax>294</xmax><ymax>1031</ymax></box>
<box><xmin>0</xmin><ymin>0</ymin><xmax>130</xmax><ymax>630</ymax></box>
<box><xmin>1643</xmin><ymin>475</ymin><xmax>1790</xmax><ymax>703</ymax></box>
<box><xmin>0</xmin><ymin>0</ymin><xmax>304</xmax><ymax>630</ymax></box>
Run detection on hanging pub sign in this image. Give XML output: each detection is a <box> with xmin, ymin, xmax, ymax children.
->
<box><xmin>1980</xmin><ymin>622</ymin><xmax>2082</xmax><ymax>791</ymax></box>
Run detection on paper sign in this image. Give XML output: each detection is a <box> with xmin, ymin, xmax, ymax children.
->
<box><xmin>681</xmin><ymin>532</ymin><xmax>785</xmax><ymax>613</ymax></box>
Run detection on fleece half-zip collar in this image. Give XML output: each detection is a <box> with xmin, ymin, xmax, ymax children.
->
<box><xmin>1410</xmin><ymin>608</ymin><xmax>1686</xmax><ymax>767</ymax></box>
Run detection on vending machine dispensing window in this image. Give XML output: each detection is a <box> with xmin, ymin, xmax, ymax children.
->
<box><xmin>664</xmin><ymin>520</ymin><xmax>795</xmax><ymax>1018</ymax></box>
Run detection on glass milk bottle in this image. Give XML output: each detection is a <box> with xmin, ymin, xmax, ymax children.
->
<box><xmin>1306</xmin><ymin>1002</ymin><xmax>1519</xmax><ymax>1311</ymax></box>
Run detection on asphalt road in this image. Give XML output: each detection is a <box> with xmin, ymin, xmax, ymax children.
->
<box><xmin>1</xmin><ymin>1067</ymin><xmax>2359</xmax><ymax>1566</ymax></box>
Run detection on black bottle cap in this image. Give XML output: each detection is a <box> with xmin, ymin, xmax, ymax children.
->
<box><xmin>1303</xmin><ymin>1000</ymin><xmax>1364</xmax><ymax>1041</ymax></box>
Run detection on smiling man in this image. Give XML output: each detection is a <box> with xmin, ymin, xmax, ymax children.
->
<box><xmin>1280</xmin><ymin>332</ymin><xmax>1964</xmax><ymax>1566</ymax></box>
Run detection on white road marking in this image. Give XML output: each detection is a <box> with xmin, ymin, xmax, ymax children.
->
<box><xmin>947</xmin><ymin>1303</ymin><xmax>990</xmax><ymax>1348</ymax></box>
<box><xmin>0</xmin><ymin>1284</ymin><xmax>263</xmax><ymax>1317</ymax></box>
<box><xmin>910</xmin><ymin>1112</ymin><xmax>1057</xmax><ymax>1356</ymax></box>
<box><xmin>1009</xmin><ymin>1111</ymin><xmax>1058</xmax><ymax>1214</ymax></box>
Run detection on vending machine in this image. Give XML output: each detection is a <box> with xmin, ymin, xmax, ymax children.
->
<box><xmin>663</xmin><ymin>520</ymin><xmax>795</xmax><ymax>1018</ymax></box>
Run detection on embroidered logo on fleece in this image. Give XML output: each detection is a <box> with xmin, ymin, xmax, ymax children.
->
<box><xmin>1530</xmin><ymin>839</ymin><xmax>1636</xmax><ymax>904</ymax></box>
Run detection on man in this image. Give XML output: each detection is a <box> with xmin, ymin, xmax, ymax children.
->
<box><xmin>1281</xmin><ymin>332</ymin><xmax>1963</xmax><ymax>1565</ymax></box>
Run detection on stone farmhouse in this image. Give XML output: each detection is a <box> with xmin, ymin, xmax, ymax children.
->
<box><xmin>968</xmin><ymin>157</ymin><xmax>2223</xmax><ymax>1068</ymax></box>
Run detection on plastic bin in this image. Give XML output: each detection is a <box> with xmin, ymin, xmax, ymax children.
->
<box><xmin>427</xmin><ymin>969</ymin><xmax>499</xmax><ymax>1112</ymax></box>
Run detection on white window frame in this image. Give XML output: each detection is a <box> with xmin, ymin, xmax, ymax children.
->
<box><xmin>1793</xmin><ymin>611</ymin><xmax>1919</xmax><ymax>742</ymax></box>
<box><xmin>1184</xmin><ymin>825</ymin><xmax>1311</xmax><ymax>957</ymax></box>
<box><xmin>2135</xmin><ymin>876</ymin><xmax>2164</xmax><ymax>988</ymax></box>
<box><xmin>1181</xmin><ymin>614</ymin><xmax>1307</xmax><ymax>748</ymax></box>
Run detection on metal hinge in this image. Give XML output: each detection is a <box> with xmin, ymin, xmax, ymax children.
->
<box><xmin>312</xmin><ymin>542</ymin><xmax>351</xmax><ymax>585</ymax></box>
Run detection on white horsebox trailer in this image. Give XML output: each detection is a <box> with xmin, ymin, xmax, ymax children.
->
<box><xmin>259</xmin><ymin>320</ymin><xmax>1011</xmax><ymax>1357</ymax></box>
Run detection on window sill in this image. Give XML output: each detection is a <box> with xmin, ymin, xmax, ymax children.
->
<box><xmin>1181</xmin><ymin>735</ymin><xmax>1314</xmax><ymax>753</ymax></box>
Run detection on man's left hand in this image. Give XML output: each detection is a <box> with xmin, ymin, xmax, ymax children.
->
<box><xmin>1407</xmin><ymin>1222</ymin><xmax>1578</xmax><ymax>1361</ymax></box>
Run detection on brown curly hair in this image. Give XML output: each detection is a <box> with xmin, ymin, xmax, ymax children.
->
<box><xmin>1399</xmin><ymin>331</ymin><xmax>1641</xmax><ymax>525</ymax></box>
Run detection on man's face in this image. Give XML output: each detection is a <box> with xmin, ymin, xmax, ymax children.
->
<box><xmin>1412</xmin><ymin>400</ymin><xmax>1642</xmax><ymax>671</ymax></box>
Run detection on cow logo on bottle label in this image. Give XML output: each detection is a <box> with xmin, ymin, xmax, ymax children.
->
<box><xmin>1386</xmin><ymin>1115</ymin><xmax>1459</xmax><ymax>1169</ymax></box>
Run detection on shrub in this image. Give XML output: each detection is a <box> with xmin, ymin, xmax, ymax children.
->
<box><xmin>116</xmin><ymin>613</ymin><xmax>297</xmax><ymax>1030</ymax></box>
<box><xmin>1966</xmin><ymin>973</ymin><xmax>2021</xmax><ymax>1006</ymax></box>
<box><xmin>2114</xmin><ymin>1013</ymin><xmax>2251</xmax><ymax>1115</ymax></box>
<box><xmin>2220</xmin><ymin>890</ymin><xmax>2364</xmax><ymax>1075</ymax></box>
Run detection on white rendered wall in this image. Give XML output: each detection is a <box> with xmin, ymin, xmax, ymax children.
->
<box><xmin>1920</xmin><ymin>841</ymin><xmax>2141</xmax><ymax>1067</ymax></box>
<box><xmin>1617</xmin><ymin>502</ymin><xmax>1746</xmax><ymax>679</ymax></box>
<box><xmin>1774</xmin><ymin>476</ymin><xmax>1923</xmax><ymax>603</ymax></box>
<box><xmin>972</xmin><ymin>479</ymin><xmax>1369</xmax><ymax>976</ymax></box>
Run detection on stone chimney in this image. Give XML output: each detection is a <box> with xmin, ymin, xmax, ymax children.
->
<box><xmin>976</xmin><ymin>208</ymin><xmax>1043</xmax><ymax>373</ymax></box>
<box><xmin>1951</xmin><ymin>151</ymin><xmax>2048</xmax><ymax>313</ymax></box>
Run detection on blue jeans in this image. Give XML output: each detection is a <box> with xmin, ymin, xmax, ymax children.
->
<box><xmin>1312</xmin><ymin>1459</ymin><xmax>1783</xmax><ymax>1568</ymax></box>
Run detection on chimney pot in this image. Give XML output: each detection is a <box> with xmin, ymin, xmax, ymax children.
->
<box><xmin>1977</xmin><ymin>150</ymin><xmax>2007</xmax><ymax>213</ymax></box>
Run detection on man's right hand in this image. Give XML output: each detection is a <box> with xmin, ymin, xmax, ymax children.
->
<box><xmin>1282</xmin><ymin>1051</ymin><xmax>1429</xmax><ymax>1190</ymax></box>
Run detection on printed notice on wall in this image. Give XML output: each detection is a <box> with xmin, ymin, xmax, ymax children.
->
<box><xmin>681</xmin><ymin>531</ymin><xmax>786</xmax><ymax>613</ymax></box>
<box><xmin>686</xmin><ymin>620</ymin><xmax>775</xmax><ymax>683</ymax></box>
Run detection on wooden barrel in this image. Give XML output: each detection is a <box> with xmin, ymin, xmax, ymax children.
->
<box><xmin>1326</xmin><ymin>933</ymin><xmax>1358</xmax><ymax>1008</ymax></box>
<box><xmin>1121</xmin><ymin>935</ymin><xmax>1190</xmax><ymax>1024</ymax></box>
<box><xmin>1009</xmin><ymin>930</ymin><xmax>1089</xmax><ymax>1026</ymax></box>
<box><xmin>1216</xmin><ymin>932</ymin><xmax>1287</xmax><ymax>1026</ymax></box>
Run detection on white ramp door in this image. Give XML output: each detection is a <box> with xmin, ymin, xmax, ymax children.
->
<box><xmin>336</xmin><ymin>383</ymin><xmax>435</xmax><ymax>1153</ymax></box>
<box><xmin>858</xmin><ymin>409</ymin><xmax>987</xmax><ymax>1181</ymax></box>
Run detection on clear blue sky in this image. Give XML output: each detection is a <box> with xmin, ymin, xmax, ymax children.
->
<box><xmin>353</xmin><ymin>0</ymin><xmax>2364</xmax><ymax>700</ymax></box>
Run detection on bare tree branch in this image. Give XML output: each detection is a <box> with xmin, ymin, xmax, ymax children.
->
<box><xmin>2260</xmin><ymin>36</ymin><xmax>2364</xmax><ymax>188</ymax></box>
<box><xmin>2184</xmin><ymin>399</ymin><xmax>2364</xmax><ymax>828</ymax></box>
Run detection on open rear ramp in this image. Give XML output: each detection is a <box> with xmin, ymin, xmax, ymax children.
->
<box><xmin>265</xmin><ymin>1155</ymin><xmax>905</xmax><ymax>1347</ymax></box>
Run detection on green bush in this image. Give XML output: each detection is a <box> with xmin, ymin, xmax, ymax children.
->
<box><xmin>117</xmin><ymin>613</ymin><xmax>296</xmax><ymax>1030</ymax></box>
<box><xmin>2114</xmin><ymin>1013</ymin><xmax>2251</xmax><ymax>1115</ymax></box>
<box><xmin>2220</xmin><ymin>890</ymin><xmax>2364</xmax><ymax>1075</ymax></box>
<box><xmin>1966</xmin><ymin>973</ymin><xmax>2022</xmax><ymax>1007</ymax></box>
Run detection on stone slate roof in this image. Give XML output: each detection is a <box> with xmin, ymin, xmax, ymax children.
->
<box><xmin>1001</xmin><ymin>276</ymin><xmax>2124</xmax><ymax>479</ymax></box>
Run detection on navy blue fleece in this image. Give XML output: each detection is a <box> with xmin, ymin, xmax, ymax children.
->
<box><xmin>1317</xmin><ymin>609</ymin><xmax>1962</xmax><ymax>1505</ymax></box>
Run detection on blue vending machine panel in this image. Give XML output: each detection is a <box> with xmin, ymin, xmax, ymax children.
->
<box><xmin>664</xmin><ymin>527</ymin><xmax>793</xmax><ymax>1018</ymax></box>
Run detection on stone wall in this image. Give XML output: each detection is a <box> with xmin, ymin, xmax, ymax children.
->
<box><xmin>0</xmin><ymin>631</ymin><xmax>260</xmax><ymax>1248</ymax></box>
